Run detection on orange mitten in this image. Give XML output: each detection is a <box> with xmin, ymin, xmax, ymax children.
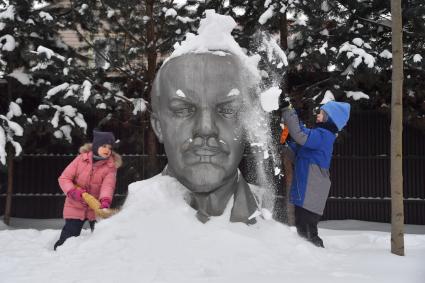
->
<box><xmin>280</xmin><ymin>126</ymin><xmax>289</xmax><ymax>144</ymax></box>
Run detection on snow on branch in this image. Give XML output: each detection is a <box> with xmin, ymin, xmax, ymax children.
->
<box><xmin>39</xmin><ymin>11</ymin><xmax>53</xmax><ymax>21</ymax></box>
<box><xmin>0</xmin><ymin>34</ymin><xmax>16</xmax><ymax>51</ymax></box>
<box><xmin>46</xmin><ymin>83</ymin><xmax>70</xmax><ymax>99</ymax></box>
<box><xmin>34</xmin><ymin>46</ymin><xmax>66</xmax><ymax>61</ymax></box>
<box><xmin>258</xmin><ymin>4</ymin><xmax>276</xmax><ymax>25</ymax></box>
<box><xmin>7</xmin><ymin>101</ymin><xmax>22</xmax><ymax>119</ymax></box>
<box><xmin>42</xmin><ymin>104</ymin><xmax>87</xmax><ymax>143</ymax></box>
<box><xmin>0</xmin><ymin>115</ymin><xmax>23</xmax><ymax>137</ymax></box>
<box><xmin>7</xmin><ymin>68</ymin><xmax>31</xmax><ymax>85</ymax></box>
<box><xmin>0</xmin><ymin>115</ymin><xmax>23</xmax><ymax>164</ymax></box>
<box><xmin>338</xmin><ymin>41</ymin><xmax>375</xmax><ymax>68</ymax></box>
<box><xmin>345</xmin><ymin>91</ymin><xmax>370</xmax><ymax>100</ymax></box>
<box><xmin>131</xmin><ymin>98</ymin><xmax>148</xmax><ymax>115</ymax></box>
<box><xmin>0</xmin><ymin>5</ymin><xmax>15</xmax><ymax>20</ymax></box>
<box><xmin>82</xmin><ymin>80</ymin><xmax>92</xmax><ymax>103</ymax></box>
<box><xmin>0</xmin><ymin>127</ymin><xmax>6</xmax><ymax>164</ymax></box>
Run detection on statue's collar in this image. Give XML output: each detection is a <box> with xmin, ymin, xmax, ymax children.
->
<box><xmin>162</xmin><ymin>166</ymin><xmax>260</xmax><ymax>224</ymax></box>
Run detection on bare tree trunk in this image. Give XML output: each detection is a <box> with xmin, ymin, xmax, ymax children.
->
<box><xmin>146</xmin><ymin>0</ymin><xmax>158</xmax><ymax>87</ymax></box>
<box><xmin>390</xmin><ymin>0</ymin><xmax>404</xmax><ymax>256</ymax></box>
<box><xmin>279</xmin><ymin>12</ymin><xmax>288</xmax><ymax>50</ymax></box>
<box><xmin>279</xmin><ymin>12</ymin><xmax>295</xmax><ymax>225</ymax></box>
<box><xmin>283</xmin><ymin>155</ymin><xmax>295</xmax><ymax>226</ymax></box>
<box><xmin>3</xmin><ymin>78</ymin><xmax>14</xmax><ymax>225</ymax></box>
<box><xmin>3</xmin><ymin>146</ymin><xmax>14</xmax><ymax>225</ymax></box>
<box><xmin>145</xmin><ymin>0</ymin><xmax>159</xmax><ymax>176</ymax></box>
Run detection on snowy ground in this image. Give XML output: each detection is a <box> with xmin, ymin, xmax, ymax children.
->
<box><xmin>1</xmin><ymin>176</ymin><xmax>424</xmax><ymax>283</ymax></box>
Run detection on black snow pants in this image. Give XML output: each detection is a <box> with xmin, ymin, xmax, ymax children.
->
<box><xmin>54</xmin><ymin>219</ymin><xmax>95</xmax><ymax>250</ymax></box>
<box><xmin>295</xmin><ymin>206</ymin><xmax>324</xmax><ymax>248</ymax></box>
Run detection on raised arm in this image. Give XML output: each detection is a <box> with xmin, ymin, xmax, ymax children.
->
<box><xmin>281</xmin><ymin>108</ymin><xmax>325</xmax><ymax>149</ymax></box>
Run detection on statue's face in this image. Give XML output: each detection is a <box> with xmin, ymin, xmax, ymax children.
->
<box><xmin>152</xmin><ymin>54</ymin><xmax>247</xmax><ymax>193</ymax></box>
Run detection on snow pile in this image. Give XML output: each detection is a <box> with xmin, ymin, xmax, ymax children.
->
<box><xmin>0</xmin><ymin>175</ymin><xmax>425</xmax><ymax>282</ymax></box>
<box><xmin>169</xmin><ymin>10</ymin><xmax>260</xmax><ymax>83</ymax></box>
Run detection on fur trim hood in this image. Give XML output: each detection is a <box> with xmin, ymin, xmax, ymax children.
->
<box><xmin>79</xmin><ymin>143</ymin><xmax>123</xmax><ymax>168</ymax></box>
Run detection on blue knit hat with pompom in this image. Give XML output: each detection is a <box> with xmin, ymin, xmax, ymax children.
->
<box><xmin>320</xmin><ymin>101</ymin><xmax>351</xmax><ymax>131</ymax></box>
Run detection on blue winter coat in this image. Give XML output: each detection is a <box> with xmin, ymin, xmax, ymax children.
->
<box><xmin>282</xmin><ymin>109</ymin><xmax>336</xmax><ymax>215</ymax></box>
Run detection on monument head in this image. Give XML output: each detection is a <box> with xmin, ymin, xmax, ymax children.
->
<box><xmin>150</xmin><ymin>52</ymin><xmax>253</xmax><ymax>193</ymax></box>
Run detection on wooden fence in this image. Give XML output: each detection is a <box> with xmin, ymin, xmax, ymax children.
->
<box><xmin>1</xmin><ymin>111</ymin><xmax>424</xmax><ymax>224</ymax></box>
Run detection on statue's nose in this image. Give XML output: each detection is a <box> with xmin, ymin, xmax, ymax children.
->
<box><xmin>193</xmin><ymin>108</ymin><xmax>219</xmax><ymax>140</ymax></box>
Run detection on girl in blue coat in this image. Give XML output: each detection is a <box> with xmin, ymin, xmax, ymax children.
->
<box><xmin>281</xmin><ymin>100</ymin><xmax>350</xmax><ymax>247</ymax></box>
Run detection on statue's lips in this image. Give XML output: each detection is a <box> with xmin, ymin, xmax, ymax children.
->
<box><xmin>191</xmin><ymin>147</ymin><xmax>226</xmax><ymax>156</ymax></box>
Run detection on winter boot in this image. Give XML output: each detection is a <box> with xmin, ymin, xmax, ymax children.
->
<box><xmin>54</xmin><ymin>219</ymin><xmax>85</xmax><ymax>250</ymax></box>
<box><xmin>305</xmin><ymin>224</ymin><xmax>324</xmax><ymax>248</ymax></box>
<box><xmin>296</xmin><ymin>224</ymin><xmax>308</xmax><ymax>238</ymax></box>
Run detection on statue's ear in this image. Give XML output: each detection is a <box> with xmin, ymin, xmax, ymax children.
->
<box><xmin>150</xmin><ymin>113</ymin><xmax>163</xmax><ymax>143</ymax></box>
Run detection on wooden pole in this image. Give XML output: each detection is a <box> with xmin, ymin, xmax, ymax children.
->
<box><xmin>279</xmin><ymin>12</ymin><xmax>294</xmax><ymax>225</ymax></box>
<box><xmin>145</xmin><ymin>0</ymin><xmax>160</xmax><ymax>177</ymax></box>
<box><xmin>3</xmin><ymin>78</ymin><xmax>14</xmax><ymax>225</ymax></box>
<box><xmin>390</xmin><ymin>0</ymin><xmax>404</xmax><ymax>256</ymax></box>
<box><xmin>3</xmin><ymin>146</ymin><xmax>14</xmax><ymax>225</ymax></box>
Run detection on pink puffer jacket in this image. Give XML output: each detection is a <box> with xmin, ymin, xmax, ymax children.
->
<box><xmin>58</xmin><ymin>144</ymin><xmax>122</xmax><ymax>221</ymax></box>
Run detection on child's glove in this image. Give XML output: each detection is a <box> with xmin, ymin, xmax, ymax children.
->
<box><xmin>67</xmin><ymin>187</ymin><xmax>86</xmax><ymax>203</ymax></box>
<box><xmin>100</xmin><ymin>198</ymin><xmax>112</xmax><ymax>209</ymax></box>
<box><xmin>280</xmin><ymin>124</ymin><xmax>289</xmax><ymax>144</ymax></box>
<box><xmin>279</xmin><ymin>97</ymin><xmax>292</xmax><ymax>109</ymax></box>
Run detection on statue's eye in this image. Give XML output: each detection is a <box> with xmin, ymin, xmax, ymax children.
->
<box><xmin>172</xmin><ymin>106</ymin><xmax>195</xmax><ymax>117</ymax></box>
<box><xmin>217</xmin><ymin>106</ymin><xmax>237</xmax><ymax>118</ymax></box>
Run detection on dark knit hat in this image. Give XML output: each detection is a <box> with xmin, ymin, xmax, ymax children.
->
<box><xmin>92</xmin><ymin>130</ymin><xmax>115</xmax><ymax>156</ymax></box>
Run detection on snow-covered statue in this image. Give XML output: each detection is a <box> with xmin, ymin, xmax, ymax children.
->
<box><xmin>149</xmin><ymin>11</ymin><xmax>265</xmax><ymax>224</ymax></box>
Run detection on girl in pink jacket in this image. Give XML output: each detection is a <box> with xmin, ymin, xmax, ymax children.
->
<box><xmin>54</xmin><ymin>130</ymin><xmax>122</xmax><ymax>250</ymax></box>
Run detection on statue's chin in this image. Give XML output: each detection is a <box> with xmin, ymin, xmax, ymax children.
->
<box><xmin>179</xmin><ymin>163</ymin><xmax>230</xmax><ymax>193</ymax></box>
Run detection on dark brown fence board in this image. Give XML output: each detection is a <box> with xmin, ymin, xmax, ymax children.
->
<box><xmin>1</xmin><ymin>111</ymin><xmax>424</xmax><ymax>224</ymax></box>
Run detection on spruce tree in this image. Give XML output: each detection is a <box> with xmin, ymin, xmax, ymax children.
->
<box><xmin>0</xmin><ymin>0</ymin><xmax>80</xmax><ymax>160</ymax></box>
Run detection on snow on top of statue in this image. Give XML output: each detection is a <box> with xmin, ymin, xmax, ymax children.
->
<box><xmin>168</xmin><ymin>10</ymin><xmax>260</xmax><ymax>82</ymax></box>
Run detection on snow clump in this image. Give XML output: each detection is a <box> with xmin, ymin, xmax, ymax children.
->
<box><xmin>169</xmin><ymin>10</ymin><xmax>260</xmax><ymax>83</ymax></box>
